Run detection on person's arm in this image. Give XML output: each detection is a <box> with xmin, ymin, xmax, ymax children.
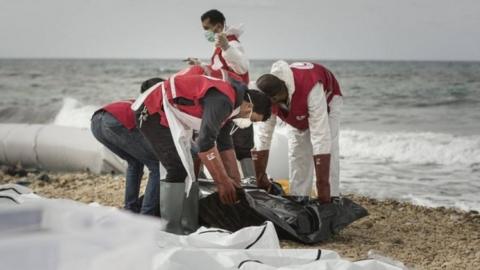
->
<box><xmin>216</xmin><ymin>120</ymin><xmax>234</xmax><ymax>151</ymax></box>
<box><xmin>308</xmin><ymin>83</ymin><xmax>331</xmax><ymax>155</ymax></box>
<box><xmin>255</xmin><ymin>114</ymin><xmax>277</xmax><ymax>151</ymax></box>
<box><xmin>197</xmin><ymin>89</ymin><xmax>240</xmax><ymax>204</ymax></box>
<box><xmin>222</xmin><ymin>40</ymin><xmax>249</xmax><ymax>75</ymax></box>
<box><xmin>197</xmin><ymin>90</ymin><xmax>233</xmax><ymax>152</ymax></box>
<box><xmin>251</xmin><ymin>114</ymin><xmax>276</xmax><ymax>190</ymax></box>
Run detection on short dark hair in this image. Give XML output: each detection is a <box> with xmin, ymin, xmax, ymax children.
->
<box><xmin>255</xmin><ymin>74</ymin><xmax>285</xmax><ymax>98</ymax></box>
<box><xmin>246</xmin><ymin>89</ymin><xmax>272</xmax><ymax>121</ymax></box>
<box><xmin>201</xmin><ymin>9</ymin><xmax>225</xmax><ymax>25</ymax></box>
<box><xmin>140</xmin><ymin>77</ymin><xmax>164</xmax><ymax>93</ymax></box>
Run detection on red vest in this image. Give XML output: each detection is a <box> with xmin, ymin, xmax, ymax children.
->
<box><xmin>211</xmin><ymin>35</ymin><xmax>250</xmax><ymax>84</ymax></box>
<box><xmin>143</xmin><ymin>75</ymin><xmax>237</xmax><ymax>127</ymax></box>
<box><xmin>176</xmin><ymin>65</ymin><xmax>244</xmax><ymax>83</ymax></box>
<box><xmin>102</xmin><ymin>100</ymin><xmax>136</xmax><ymax>130</ymax></box>
<box><xmin>274</xmin><ymin>62</ymin><xmax>343</xmax><ymax>131</ymax></box>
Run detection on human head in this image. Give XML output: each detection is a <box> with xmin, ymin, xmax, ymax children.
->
<box><xmin>255</xmin><ymin>74</ymin><xmax>289</xmax><ymax>105</ymax></box>
<box><xmin>140</xmin><ymin>77</ymin><xmax>164</xmax><ymax>93</ymax></box>
<box><xmin>237</xmin><ymin>89</ymin><xmax>272</xmax><ymax>122</ymax></box>
<box><xmin>201</xmin><ymin>9</ymin><xmax>225</xmax><ymax>34</ymax></box>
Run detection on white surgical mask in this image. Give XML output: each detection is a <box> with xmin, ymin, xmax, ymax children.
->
<box><xmin>230</xmin><ymin>93</ymin><xmax>253</xmax><ymax>135</ymax></box>
<box><xmin>204</xmin><ymin>31</ymin><xmax>216</xmax><ymax>42</ymax></box>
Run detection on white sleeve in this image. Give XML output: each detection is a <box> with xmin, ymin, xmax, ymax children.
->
<box><xmin>308</xmin><ymin>83</ymin><xmax>331</xmax><ymax>155</ymax></box>
<box><xmin>255</xmin><ymin>114</ymin><xmax>277</xmax><ymax>151</ymax></box>
<box><xmin>221</xmin><ymin>40</ymin><xmax>250</xmax><ymax>75</ymax></box>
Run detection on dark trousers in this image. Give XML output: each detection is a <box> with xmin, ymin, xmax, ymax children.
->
<box><xmin>135</xmin><ymin>109</ymin><xmax>187</xmax><ymax>183</ymax></box>
<box><xmin>232</xmin><ymin>125</ymin><xmax>254</xmax><ymax>160</ymax></box>
<box><xmin>91</xmin><ymin>111</ymin><xmax>160</xmax><ymax>215</ymax></box>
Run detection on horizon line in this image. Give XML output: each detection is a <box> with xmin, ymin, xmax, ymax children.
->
<box><xmin>1</xmin><ymin>57</ymin><xmax>479</xmax><ymax>63</ymax></box>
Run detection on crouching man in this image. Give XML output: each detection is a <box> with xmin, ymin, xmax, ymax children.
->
<box><xmin>253</xmin><ymin>61</ymin><xmax>343</xmax><ymax>203</ymax></box>
<box><xmin>131</xmin><ymin>74</ymin><xmax>271</xmax><ymax>234</ymax></box>
<box><xmin>91</xmin><ymin>78</ymin><xmax>164</xmax><ymax>215</ymax></box>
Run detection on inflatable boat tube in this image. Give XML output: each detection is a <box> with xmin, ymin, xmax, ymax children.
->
<box><xmin>0</xmin><ymin>124</ymin><xmax>126</xmax><ymax>174</ymax></box>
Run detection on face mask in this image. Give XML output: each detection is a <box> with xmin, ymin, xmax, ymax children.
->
<box><xmin>204</xmin><ymin>30</ymin><xmax>216</xmax><ymax>42</ymax></box>
<box><xmin>230</xmin><ymin>93</ymin><xmax>253</xmax><ymax>135</ymax></box>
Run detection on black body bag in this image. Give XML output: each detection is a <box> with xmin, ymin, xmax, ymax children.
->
<box><xmin>198</xmin><ymin>180</ymin><xmax>368</xmax><ymax>245</ymax></box>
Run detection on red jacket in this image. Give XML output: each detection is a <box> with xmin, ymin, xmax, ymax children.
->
<box><xmin>102</xmin><ymin>100</ymin><xmax>137</xmax><ymax>130</ymax></box>
<box><xmin>176</xmin><ymin>65</ymin><xmax>244</xmax><ymax>83</ymax></box>
<box><xmin>143</xmin><ymin>75</ymin><xmax>237</xmax><ymax>127</ymax></box>
<box><xmin>274</xmin><ymin>63</ymin><xmax>342</xmax><ymax>130</ymax></box>
<box><xmin>211</xmin><ymin>35</ymin><xmax>249</xmax><ymax>84</ymax></box>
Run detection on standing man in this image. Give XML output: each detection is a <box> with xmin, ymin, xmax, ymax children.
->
<box><xmin>253</xmin><ymin>61</ymin><xmax>343</xmax><ymax>203</ymax></box>
<box><xmin>91</xmin><ymin>78</ymin><xmax>164</xmax><ymax>215</ymax></box>
<box><xmin>187</xmin><ymin>9</ymin><xmax>255</xmax><ymax>179</ymax></box>
<box><xmin>131</xmin><ymin>74</ymin><xmax>271</xmax><ymax>234</ymax></box>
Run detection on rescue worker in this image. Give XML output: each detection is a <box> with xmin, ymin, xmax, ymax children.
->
<box><xmin>253</xmin><ymin>61</ymin><xmax>343</xmax><ymax>203</ymax></box>
<box><xmin>91</xmin><ymin>77</ymin><xmax>164</xmax><ymax>215</ymax></box>
<box><xmin>131</xmin><ymin>74</ymin><xmax>272</xmax><ymax>234</ymax></box>
<box><xmin>186</xmin><ymin>9</ymin><xmax>255</xmax><ymax>179</ymax></box>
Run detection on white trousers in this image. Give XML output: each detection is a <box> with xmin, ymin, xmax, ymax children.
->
<box><xmin>287</xmin><ymin>96</ymin><xmax>342</xmax><ymax>197</ymax></box>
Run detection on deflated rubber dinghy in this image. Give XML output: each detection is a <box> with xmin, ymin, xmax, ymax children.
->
<box><xmin>198</xmin><ymin>179</ymin><xmax>368</xmax><ymax>244</ymax></box>
<box><xmin>0</xmin><ymin>124</ymin><xmax>126</xmax><ymax>174</ymax></box>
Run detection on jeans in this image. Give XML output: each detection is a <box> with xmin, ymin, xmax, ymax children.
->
<box><xmin>91</xmin><ymin>111</ymin><xmax>160</xmax><ymax>215</ymax></box>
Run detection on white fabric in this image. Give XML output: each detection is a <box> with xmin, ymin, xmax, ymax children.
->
<box><xmin>212</xmin><ymin>24</ymin><xmax>249</xmax><ymax>75</ymax></box>
<box><xmin>307</xmin><ymin>83</ymin><xmax>331</xmax><ymax>155</ymax></box>
<box><xmin>270</xmin><ymin>60</ymin><xmax>295</xmax><ymax>104</ymax></box>
<box><xmin>0</xmin><ymin>124</ymin><xmax>126</xmax><ymax>174</ymax></box>
<box><xmin>161</xmin><ymin>87</ymin><xmax>196</xmax><ymax>196</ymax></box>
<box><xmin>328</xmin><ymin>96</ymin><xmax>343</xmax><ymax>196</ymax></box>
<box><xmin>131</xmin><ymin>82</ymin><xmax>163</xmax><ymax>111</ymax></box>
<box><xmin>0</xmin><ymin>189</ymin><xmax>404</xmax><ymax>270</ymax></box>
<box><xmin>286</xmin><ymin>95</ymin><xmax>341</xmax><ymax>196</ymax></box>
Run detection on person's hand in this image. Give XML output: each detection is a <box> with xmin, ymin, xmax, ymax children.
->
<box><xmin>215</xmin><ymin>33</ymin><xmax>230</xmax><ymax>51</ymax></box>
<box><xmin>184</xmin><ymin>57</ymin><xmax>201</xmax><ymax>65</ymax></box>
<box><xmin>217</xmin><ymin>177</ymin><xmax>239</xmax><ymax>204</ymax></box>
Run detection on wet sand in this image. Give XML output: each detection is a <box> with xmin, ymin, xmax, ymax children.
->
<box><xmin>1</xmin><ymin>170</ymin><xmax>479</xmax><ymax>270</ymax></box>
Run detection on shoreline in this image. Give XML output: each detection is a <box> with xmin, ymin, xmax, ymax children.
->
<box><xmin>1</xmin><ymin>170</ymin><xmax>479</xmax><ymax>269</ymax></box>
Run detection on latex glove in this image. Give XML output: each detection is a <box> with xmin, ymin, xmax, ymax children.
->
<box><xmin>215</xmin><ymin>33</ymin><xmax>230</xmax><ymax>51</ymax></box>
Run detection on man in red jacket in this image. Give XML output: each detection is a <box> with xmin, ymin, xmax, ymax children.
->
<box><xmin>132</xmin><ymin>74</ymin><xmax>271</xmax><ymax>234</ymax></box>
<box><xmin>253</xmin><ymin>61</ymin><xmax>343</xmax><ymax>204</ymax></box>
<box><xmin>186</xmin><ymin>9</ymin><xmax>256</xmax><ymax>179</ymax></box>
<box><xmin>91</xmin><ymin>78</ymin><xmax>163</xmax><ymax>216</ymax></box>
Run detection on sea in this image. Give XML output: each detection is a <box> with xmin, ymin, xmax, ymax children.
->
<box><xmin>1</xmin><ymin>59</ymin><xmax>479</xmax><ymax>212</ymax></box>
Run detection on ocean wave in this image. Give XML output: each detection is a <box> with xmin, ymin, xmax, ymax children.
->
<box><xmin>50</xmin><ymin>99</ymin><xmax>480</xmax><ymax>167</ymax></box>
<box><xmin>340</xmin><ymin>130</ymin><xmax>480</xmax><ymax>166</ymax></box>
<box><xmin>53</xmin><ymin>98</ymin><xmax>98</xmax><ymax>128</ymax></box>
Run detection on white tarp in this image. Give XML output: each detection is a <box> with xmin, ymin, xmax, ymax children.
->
<box><xmin>0</xmin><ymin>124</ymin><xmax>126</xmax><ymax>174</ymax></box>
<box><xmin>0</xmin><ymin>185</ymin><xmax>404</xmax><ymax>270</ymax></box>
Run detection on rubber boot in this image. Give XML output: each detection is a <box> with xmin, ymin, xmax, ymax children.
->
<box><xmin>160</xmin><ymin>181</ymin><xmax>185</xmax><ymax>234</ymax></box>
<box><xmin>240</xmin><ymin>157</ymin><xmax>255</xmax><ymax>178</ymax></box>
<box><xmin>313</xmin><ymin>154</ymin><xmax>331</xmax><ymax>204</ymax></box>
<box><xmin>181</xmin><ymin>181</ymin><xmax>199</xmax><ymax>234</ymax></box>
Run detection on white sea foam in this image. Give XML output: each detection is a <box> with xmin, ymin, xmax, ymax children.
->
<box><xmin>53</xmin><ymin>98</ymin><xmax>98</xmax><ymax>128</ymax></box>
<box><xmin>340</xmin><ymin>129</ymin><xmax>480</xmax><ymax>166</ymax></box>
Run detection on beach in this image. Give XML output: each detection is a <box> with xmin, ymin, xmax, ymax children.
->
<box><xmin>1</xmin><ymin>169</ymin><xmax>479</xmax><ymax>270</ymax></box>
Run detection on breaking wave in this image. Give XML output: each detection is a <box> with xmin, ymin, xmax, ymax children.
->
<box><xmin>53</xmin><ymin>98</ymin><xmax>98</xmax><ymax>128</ymax></box>
<box><xmin>340</xmin><ymin>129</ymin><xmax>480</xmax><ymax>166</ymax></box>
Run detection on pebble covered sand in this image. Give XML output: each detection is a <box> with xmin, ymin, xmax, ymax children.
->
<box><xmin>1</xmin><ymin>170</ymin><xmax>479</xmax><ymax>270</ymax></box>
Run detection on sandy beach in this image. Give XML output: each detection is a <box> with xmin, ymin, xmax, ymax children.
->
<box><xmin>1</xmin><ymin>170</ymin><xmax>479</xmax><ymax>270</ymax></box>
